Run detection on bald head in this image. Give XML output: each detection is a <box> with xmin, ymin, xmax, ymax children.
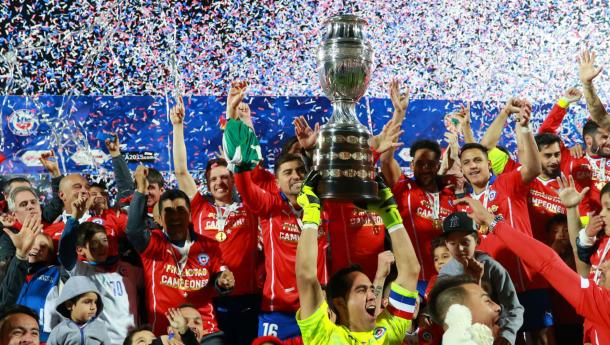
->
<box><xmin>58</xmin><ymin>174</ymin><xmax>90</xmax><ymax>214</ymax></box>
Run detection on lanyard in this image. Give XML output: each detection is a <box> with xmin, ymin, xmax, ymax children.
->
<box><xmin>214</xmin><ymin>203</ymin><xmax>239</xmax><ymax>234</ymax></box>
<box><xmin>471</xmin><ymin>181</ymin><xmax>491</xmax><ymax>208</ymax></box>
<box><xmin>426</xmin><ymin>191</ymin><xmax>440</xmax><ymax>219</ymax></box>
<box><xmin>586</xmin><ymin>155</ymin><xmax>607</xmax><ymax>183</ymax></box>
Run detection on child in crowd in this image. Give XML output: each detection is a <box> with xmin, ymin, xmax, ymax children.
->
<box><xmin>47</xmin><ymin>275</ymin><xmax>110</xmax><ymax>345</ymax></box>
<box><xmin>438</xmin><ymin>212</ymin><xmax>524</xmax><ymax>345</ymax></box>
<box><xmin>424</xmin><ymin>236</ymin><xmax>453</xmax><ymax>299</ymax></box>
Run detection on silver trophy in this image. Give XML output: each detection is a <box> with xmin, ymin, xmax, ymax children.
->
<box><xmin>313</xmin><ymin>14</ymin><xmax>378</xmax><ymax>200</ymax></box>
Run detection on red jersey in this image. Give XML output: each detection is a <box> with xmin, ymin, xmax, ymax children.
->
<box><xmin>323</xmin><ymin>202</ymin><xmax>385</xmax><ymax>281</ymax></box>
<box><xmin>252</xmin><ymin>164</ymin><xmax>280</xmax><ymax>194</ymax></box>
<box><xmin>140</xmin><ymin>229</ymin><xmax>224</xmax><ymax>335</ymax></box>
<box><xmin>493</xmin><ymin>221</ymin><xmax>610</xmax><ymax>344</ymax></box>
<box><xmin>190</xmin><ymin>192</ymin><xmax>260</xmax><ymax>296</ymax></box>
<box><xmin>527</xmin><ymin>177</ymin><xmax>565</xmax><ymax>243</ymax></box>
<box><xmin>44</xmin><ymin>210</ymin><xmax>127</xmax><ymax>257</ymax></box>
<box><xmin>235</xmin><ymin>170</ymin><xmax>328</xmax><ymax>312</ymax></box>
<box><xmin>539</xmin><ymin>103</ymin><xmax>598</xmax><ymax>215</ymax></box>
<box><xmin>462</xmin><ymin>171</ymin><xmax>533</xmax><ymax>291</ymax></box>
<box><xmin>391</xmin><ymin>175</ymin><xmax>455</xmax><ymax>280</ymax></box>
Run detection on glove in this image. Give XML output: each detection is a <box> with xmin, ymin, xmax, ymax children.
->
<box><xmin>355</xmin><ymin>174</ymin><xmax>403</xmax><ymax>230</ymax></box>
<box><xmin>297</xmin><ymin>170</ymin><xmax>322</xmax><ymax>227</ymax></box>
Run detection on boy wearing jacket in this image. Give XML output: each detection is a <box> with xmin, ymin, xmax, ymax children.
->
<box><xmin>47</xmin><ymin>275</ymin><xmax>110</xmax><ymax>345</ymax></box>
<box><xmin>438</xmin><ymin>212</ymin><xmax>524</xmax><ymax>345</ymax></box>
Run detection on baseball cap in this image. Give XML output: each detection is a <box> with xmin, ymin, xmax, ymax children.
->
<box><xmin>442</xmin><ymin>212</ymin><xmax>477</xmax><ymax>235</ymax></box>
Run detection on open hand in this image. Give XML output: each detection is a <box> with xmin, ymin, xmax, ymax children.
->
<box><xmin>293</xmin><ymin>116</ymin><xmax>320</xmax><ymax>150</ymax></box>
<box><xmin>389</xmin><ymin>78</ymin><xmax>410</xmax><ymax>114</ymax></box>
<box><xmin>579</xmin><ymin>49</ymin><xmax>603</xmax><ymax>84</ymax></box>
<box><xmin>165</xmin><ymin>308</ymin><xmax>188</xmax><ymax>334</ymax></box>
<box><xmin>371</xmin><ymin>118</ymin><xmax>403</xmax><ymax>154</ymax></box>
<box><xmin>556</xmin><ymin>174</ymin><xmax>589</xmax><ymax>208</ymax></box>
<box><xmin>4</xmin><ymin>213</ymin><xmax>42</xmax><ymax>259</ymax></box>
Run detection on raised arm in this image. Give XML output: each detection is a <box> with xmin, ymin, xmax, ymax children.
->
<box><xmin>125</xmin><ymin>166</ymin><xmax>152</xmax><ymax>253</ymax></box>
<box><xmin>480</xmin><ymin>99</ymin><xmax>521</xmax><ymax>150</ymax></box>
<box><xmin>170</xmin><ymin>96</ymin><xmax>198</xmax><ymax>199</ymax></box>
<box><xmin>0</xmin><ymin>213</ymin><xmax>41</xmax><ymax>314</ymax></box>
<box><xmin>359</xmin><ymin>176</ymin><xmax>419</xmax><ymax>291</ymax></box>
<box><xmin>515</xmin><ymin>101</ymin><xmax>542</xmax><ymax>183</ymax></box>
<box><xmin>58</xmin><ymin>197</ymin><xmax>88</xmax><ymax>270</ymax></box>
<box><xmin>458</xmin><ymin>103</ymin><xmax>475</xmax><ymax>144</ymax></box>
<box><xmin>39</xmin><ymin>151</ymin><xmax>64</xmax><ymax>223</ymax></box>
<box><xmin>557</xmin><ymin>174</ymin><xmax>593</xmax><ymax>277</ymax></box>
<box><xmin>460</xmin><ymin>197</ymin><xmax>610</xmax><ymax>329</ymax></box>
<box><xmin>381</xmin><ymin>79</ymin><xmax>409</xmax><ymax>186</ymax></box>
<box><xmin>579</xmin><ymin>49</ymin><xmax>609</xmax><ymax>130</ymax></box>
<box><xmin>295</xmin><ymin>171</ymin><xmax>324</xmax><ymax>319</ymax></box>
<box><xmin>105</xmin><ymin>134</ymin><xmax>136</xmax><ymax>201</ymax></box>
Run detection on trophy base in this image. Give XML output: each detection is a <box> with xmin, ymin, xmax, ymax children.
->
<box><xmin>317</xmin><ymin>177</ymin><xmax>379</xmax><ymax>201</ymax></box>
<box><xmin>313</xmin><ymin>123</ymin><xmax>378</xmax><ymax>201</ymax></box>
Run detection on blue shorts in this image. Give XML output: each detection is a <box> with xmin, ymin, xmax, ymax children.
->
<box><xmin>258</xmin><ymin>311</ymin><xmax>301</xmax><ymax>341</ymax></box>
<box><xmin>518</xmin><ymin>289</ymin><xmax>554</xmax><ymax>331</ymax></box>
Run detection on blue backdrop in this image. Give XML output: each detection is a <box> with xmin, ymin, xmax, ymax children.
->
<box><xmin>0</xmin><ymin>96</ymin><xmax>589</xmax><ymax>177</ymax></box>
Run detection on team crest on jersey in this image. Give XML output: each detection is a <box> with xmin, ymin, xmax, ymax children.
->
<box><xmin>373</xmin><ymin>327</ymin><xmax>387</xmax><ymax>339</ymax></box>
<box><xmin>606</xmin><ymin>160</ymin><xmax>610</xmax><ymax>167</ymax></box>
<box><xmin>197</xmin><ymin>253</ymin><xmax>209</xmax><ymax>266</ymax></box>
<box><xmin>488</xmin><ymin>190</ymin><xmax>497</xmax><ymax>201</ymax></box>
<box><xmin>8</xmin><ymin>109</ymin><xmax>39</xmax><ymax>137</ymax></box>
<box><xmin>91</xmin><ymin>218</ymin><xmax>104</xmax><ymax>225</ymax></box>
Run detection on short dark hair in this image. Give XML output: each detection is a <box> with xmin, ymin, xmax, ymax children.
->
<box><xmin>123</xmin><ymin>324</ymin><xmax>154</xmax><ymax>345</ymax></box>
<box><xmin>545</xmin><ymin>214</ymin><xmax>567</xmax><ymax>233</ymax></box>
<box><xmin>76</xmin><ymin>222</ymin><xmax>107</xmax><ymax>247</ymax></box>
<box><xmin>146</xmin><ymin>168</ymin><xmax>165</xmax><ymax>188</ymax></box>
<box><xmin>89</xmin><ymin>182</ymin><xmax>108</xmax><ymax>192</ymax></box>
<box><xmin>583</xmin><ymin>120</ymin><xmax>600</xmax><ymax>140</ymax></box>
<box><xmin>534</xmin><ymin>133</ymin><xmax>561</xmax><ymax>151</ymax></box>
<box><xmin>3</xmin><ymin>177</ymin><xmax>31</xmax><ymax>195</ymax></box>
<box><xmin>158</xmin><ymin>189</ymin><xmax>191</xmax><ymax>212</ymax></box>
<box><xmin>430</xmin><ymin>236</ymin><xmax>447</xmax><ymax>256</ymax></box>
<box><xmin>274</xmin><ymin>153</ymin><xmax>304</xmax><ymax>175</ymax></box>
<box><xmin>410</xmin><ymin>140</ymin><xmax>442</xmax><ymax>160</ymax></box>
<box><xmin>427</xmin><ymin>274</ymin><xmax>478</xmax><ymax>325</ymax></box>
<box><xmin>0</xmin><ymin>305</ymin><xmax>39</xmax><ymax>324</ymax></box>
<box><xmin>205</xmin><ymin>158</ymin><xmax>230</xmax><ymax>184</ymax></box>
<box><xmin>281</xmin><ymin>136</ymin><xmax>300</xmax><ymax>155</ymax></box>
<box><xmin>459</xmin><ymin>143</ymin><xmax>488</xmax><ymax>159</ymax></box>
<box><xmin>327</xmin><ymin>264</ymin><xmax>363</xmax><ymax>324</ymax></box>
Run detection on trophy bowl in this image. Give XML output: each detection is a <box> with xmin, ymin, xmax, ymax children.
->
<box><xmin>314</xmin><ymin>14</ymin><xmax>378</xmax><ymax>201</ymax></box>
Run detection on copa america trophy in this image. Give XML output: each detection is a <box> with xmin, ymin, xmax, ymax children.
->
<box><xmin>313</xmin><ymin>14</ymin><xmax>378</xmax><ymax>200</ymax></box>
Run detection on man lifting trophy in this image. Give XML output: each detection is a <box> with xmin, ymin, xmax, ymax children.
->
<box><xmin>314</xmin><ymin>14</ymin><xmax>378</xmax><ymax>200</ymax></box>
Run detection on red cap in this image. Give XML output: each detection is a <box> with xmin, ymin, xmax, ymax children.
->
<box><xmin>252</xmin><ymin>336</ymin><xmax>283</xmax><ymax>345</ymax></box>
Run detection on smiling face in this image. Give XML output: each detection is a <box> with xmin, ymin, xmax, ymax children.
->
<box><xmin>0</xmin><ymin>312</ymin><xmax>40</xmax><ymax>345</ymax></box>
<box><xmin>207</xmin><ymin>165</ymin><xmax>234</xmax><ymax>203</ymax></box>
<box><xmin>460</xmin><ymin>148</ymin><xmax>491</xmax><ymax>189</ymax></box>
<box><xmin>445</xmin><ymin>231</ymin><xmax>477</xmax><ymax>262</ymax></box>
<box><xmin>28</xmin><ymin>234</ymin><xmax>53</xmax><ymax>264</ymax></box>
<box><xmin>276</xmin><ymin>160</ymin><xmax>305</xmax><ymax>197</ymax></box>
<box><xmin>87</xmin><ymin>186</ymin><xmax>108</xmax><ymax>212</ymax></box>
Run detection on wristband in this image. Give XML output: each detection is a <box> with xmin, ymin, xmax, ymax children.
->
<box><xmin>519</xmin><ymin>125</ymin><xmax>531</xmax><ymax>134</ymax></box>
<box><xmin>557</xmin><ymin>97</ymin><xmax>570</xmax><ymax>109</ymax></box>
<box><xmin>387</xmin><ymin>223</ymin><xmax>404</xmax><ymax>234</ymax></box>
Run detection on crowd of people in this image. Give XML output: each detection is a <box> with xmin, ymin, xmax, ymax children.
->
<box><xmin>2</xmin><ymin>49</ymin><xmax>610</xmax><ymax>345</ymax></box>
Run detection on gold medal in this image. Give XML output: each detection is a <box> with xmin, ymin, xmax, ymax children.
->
<box><xmin>432</xmin><ymin>218</ymin><xmax>442</xmax><ymax>230</ymax></box>
<box><xmin>215</xmin><ymin>232</ymin><xmax>227</xmax><ymax>242</ymax></box>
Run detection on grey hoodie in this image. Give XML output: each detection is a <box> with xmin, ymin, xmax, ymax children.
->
<box><xmin>439</xmin><ymin>251</ymin><xmax>524</xmax><ymax>345</ymax></box>
<box><xmin>47</xmin><ymin>276</ymin><xmax>111</xmax><ymax>345</ymax></box>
